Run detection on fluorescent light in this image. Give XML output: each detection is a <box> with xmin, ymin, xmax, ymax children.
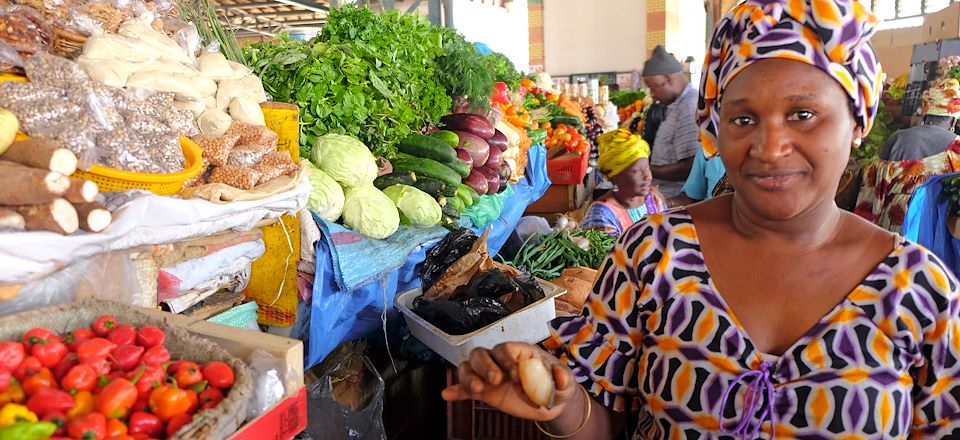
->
<box><xmin>271</xmin><ymin>0</ymin><xmax>328</xmax><ymax>14</ymax></box>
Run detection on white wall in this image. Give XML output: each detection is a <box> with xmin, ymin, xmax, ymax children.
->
<box><xmin>542</xmin><ymin>0</ymin><xmax>647</xmax><ymax>76</ymax></box>
<box><xmin>667</xmin><ymin>0</ymin><xmax>707</xmax><ymax>88</ymax></box>
<box><xmin>451</xmin><ymin>0</ymin><xmax>530</xmax><ymax>72</ymax></box>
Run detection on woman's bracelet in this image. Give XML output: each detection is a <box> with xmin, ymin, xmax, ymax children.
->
<box><xmin>534</xmin><ymin>386</ymin><xmax>593</xmax><ymax>439</ymax></box>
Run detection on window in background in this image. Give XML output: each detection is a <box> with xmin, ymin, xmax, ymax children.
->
<box><xmin>871</xmin><ymin>0</ymin><xmax>958</xmax><ymax>20</ymax></box>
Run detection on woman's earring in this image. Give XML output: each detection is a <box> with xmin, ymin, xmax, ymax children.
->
<box><xmin>853</xmin><ymin>138</ymin><xmax>863</xmax><ymax>148</ymax></box>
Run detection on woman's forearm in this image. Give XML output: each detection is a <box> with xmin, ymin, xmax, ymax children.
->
<box><xmin>541</xmin><ymin>386</ymin><xmax>625</xmax><ymax>439</ymax></box>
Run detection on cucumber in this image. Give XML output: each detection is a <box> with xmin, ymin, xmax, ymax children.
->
<box><xmin>430</xmin><ymin>130</ymin><xmax>460</xmax><ymax>149</ymax></box>
<box><xmin>374</xmin><ymin>172</ymin><xmax>417</xmax><ymax>190</ymax></box>
<box><xmin>399</xmin><ymin>133</ymin><xmax>457</xmax><ymax>163</ymax></box>
<box><xmin>551</xmin><ymin>115</ymin><xmax>582</xmax><ymax>128</ymax></box>
<box><xmin>458</xmin><ymin>183</ymin><xmax>481</xmax><ymax>205</ymax></box>
<box><xmin>444</xmin><ymin>157</ymin><xmax>471</xmax><ymax>179</ymax></box>
<box><xmin>455</xmin><ymin>184</ymin><xmax>474</xmax><ymax>206</ymax></box>
<box><xmin>447</xmin><ymin>195</ymin><xmax>465</xmax><ymax>212</ymax></box>
<box><xmin>391</xmin><ymin>154</ymin><xmax>462</xmax><ymax>188</ymax></box>
<box><xmin>411</xmin><ymin>176</ymin><xmax>454</xmax><ymax>198</ymax></box>
<box><xmin>441</xmin><ymin>204</ymin><xmax>461</xmax><ymax>219</ymax></box>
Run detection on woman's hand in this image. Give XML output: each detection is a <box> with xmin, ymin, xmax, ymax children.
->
<box><xmin>441</xmin><ymin>342</ymin><xmax>580</xmax><ymax>422</ymax></box>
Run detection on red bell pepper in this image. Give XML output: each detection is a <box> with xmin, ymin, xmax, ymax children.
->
<box><xmin>21</xmin><ymin>327</ymin><xmax>56</xmax><ymax>349</ymax></box>
<box><xmin>77</xmin><ymin>338</ymin><xmax>117</xmax><ymax>365</ymax></box>
<box><xmin>131</xmin><ymin>397</ymin><xmax>149</xmax><ymax>413</ymax></box>
<box><xmin>0</xmin><ymin>342</ymin><xmax>25</xmax><ymax>370</ymax></box>
<box><xmin>106</xmin><ymin>325</ymin><xmax>136</xmax><ymax>347</ymax></box>
<box><xmin>67</xmin><ymin>412</ymin><xmax>107</xmax><ymax>440</ymax></box>
<box><xmin>51</xmin><ymin>353</ymin><xmax>78</xmax><ymax>382</ymax></box>
<box><xmin>64</xmin><ymin>328</ymin><xmax>95</xmax><ymax>352</ymax></box>
<box><xmin>26</xmin><ymin>387</ymin><xmax>75</xmax><ymax>417</ymax></box>
<box><xmin>198</xmin><ymin>386</ymin><xmax>223</xmax><ymax>410</ymax></box>
<box><xmin>41</xmin><ymin>411</ymin><xmax>69</xmax><ymax>437</ymax></box>
<box><xmin>173</xmin><ymin>362</ymin><xmax>202</xmax><ymax>388</ymax></box>
<box><xmin>184</xmin><ymin>388</ymin><xmax>198</xmax><ymax>414</ymax></box>
<box><xmin>127</xmin><ymin>411</ymin><xmax>164</xmax><ymax>437</ymax></box>
<box><xmin>148</xmin><ymin>381</ymin><xmax>192</xmax><ymax>422</ymax></box>
<box><xmin>61</xmin><ymin>364</ymin><xmax>98</xmax><ymax>393</ymax></box>
<box><xmin>130</xmin><ymin>364</ymin><xmax>165</xmax><ymax>400</ymax></box>
<box><xmin>165</xmin><ymin>413</ymin><xmax>193</xmax><ymax>437</ymax></box>
<box><xmin>105</xmin><ymin>418</ymin><xmax>127</xmax><ymax>438</ymax></box>
<box><xmin>12</xmin><ymin>356</ymin><xmax>42</xmax><ymax>382</ymax></box>
<box><xmin>95</xmin><ymin>366</ymin><xmax>143</xmax><ymax>419</ymax></box>
<box><xmin>30</xmin><ymin>337</ymin><xmax>67</xmax><ymax>368</ymax></box>
<box><xmin>134</xmin><ymin>326</ymin><xmax>165</xmax><ymax>349</ymax></box>
<box><xmin>491</xmin><ymin>81</ymin><xmax>510</xmax><ymax>106</ymax></box>
<box><xmin>201</xmin><ymin>361</ymin><xmax>234</xmax><ymax>389</ymax></box>
<box><xmin>0</xmin><ymin>369</ymin><xmax>10</xmax><ymax>394</ymax></box>
<box><xmin>110</xmin><ymin>345</ymin><xmax>144</xmax><ymax>372</ymax></box>
<box><xmin>92</xmin><ymin>315</ymin><xmax>119</xmax><ymax>337</ymax></box>
<box><xmin>141</xmin><ymin>346</ymin><xmax>169</xmax><ymax>367</ymax></box>
<box><xmin>22</xmin><ymin>367</ymin><xmax>57</xmax><ymax>396</ymax></box>
<box><xmin>165</xmin><ymin>360</ymin><xmax>185</xmax><ymax>376</ymax></box>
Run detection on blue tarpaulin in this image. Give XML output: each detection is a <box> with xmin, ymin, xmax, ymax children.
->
<box><xmin>299</xmin><ymin>145</ymin><xmax>550</xmax><ymax>368</ymax></box>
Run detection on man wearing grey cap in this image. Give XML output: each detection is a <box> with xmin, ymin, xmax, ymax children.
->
<box><xmin>642</xmin><ymin>45</ymin><xmax>699</xmax><ymax>198</ymax></box>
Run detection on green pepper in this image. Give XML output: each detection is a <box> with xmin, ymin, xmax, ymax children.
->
<box><xmin>0</xmin><ymin>421</ymin><xmax>58</xmax><ymax>440</ymax></box>
<box><xmin>527</xmin><ymin>128</ymin><xmax>548</xmax><ymax>145</ymax></box>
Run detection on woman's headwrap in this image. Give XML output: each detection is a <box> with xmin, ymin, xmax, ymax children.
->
<box><xmin>697</xmin><ymin>0</ymin><xmax>883</xmax><ymax>158</ymax></box>
<box><xmin>596</xmin><ymin>128</ymin><xmax>650</xmax><ymax>178</ymax></box>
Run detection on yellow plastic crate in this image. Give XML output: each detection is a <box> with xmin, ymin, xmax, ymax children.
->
<box><xmin>72</xmin><ymin>137</ymin><xmax>204</xmax><ymax>195</ymax></box>
<box><xmin>261</xmin><ymin>102</ymin><xmax>300</xmax><ymax>163</ymax></box>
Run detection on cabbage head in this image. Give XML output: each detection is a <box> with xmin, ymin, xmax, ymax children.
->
<box><xmin>382</xmin><ymin>184</ymin><xmax>442</xmax><ymax>227</ymax></box>
<box><xmin>306</xmin><ymin>162</ymin><xmax>345</xmax><ymax>221</ymax></box>
<box><xmin>342</xmin><ymin>184</ymin><xmax>399</xmax><ymax>239</ymax></box>
<box><xmin>310</xmin><ymin>134</ymin><xmax>378</xmax><ymax>188</ymax></box>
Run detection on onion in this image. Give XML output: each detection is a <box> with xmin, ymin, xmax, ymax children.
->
<box><xmin>488</xmin><ymin>129</ymin><xmax>508</xmax><ymax>151</ymax></box>
<box><xmin>475</xmin><ymin>167</ymin><xmax>499</xmax><ymax>195</ymax></box>
<box><xmin>464</xmin><ymin>169</ymin><xmax>489</xmax><ymax>195</ymax></box>
<box><xmin>454</xmin><ymin>131</ymin><xmax>490</xmax><ymax>167</ymax></box>
<box><xmin>484</xmin><ymin>145</ymin><xmax>503</xmax><ymax>168</ymax></box>
<box><xmin>518</xmin><ymin>358</ymin><xmax>555</xmax><ymax>408</ymax></box>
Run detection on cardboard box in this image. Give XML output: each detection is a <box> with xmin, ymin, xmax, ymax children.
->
<box><xmin>924</xmin><ymin>3</ymin><xmax>960</xmax><ymax>42</ymax></box>
<box><xmin>871</xmin><ymin>26</ymin><xmax>922</xmax><ymax>49</ymax></box>
<box><xmin>228</xmin><ymin>387</ymin><xmax>308</xmax><ymax>440</ymax></box>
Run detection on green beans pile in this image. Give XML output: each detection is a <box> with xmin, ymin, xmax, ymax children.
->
<box><xmin>943</xmin><ymin>174</ymin><xmax>960</xmax><ymax>215</ymax></box>
<box><xmin>507</xmin><ymin>229</ymin><xmax>616</xmax><ymax>280</ymax></box>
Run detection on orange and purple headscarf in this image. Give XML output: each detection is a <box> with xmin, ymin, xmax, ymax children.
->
<box><xmin>697</xmin><ymin>0</ymin><xmax>883</xmax><ymax>158</ymax></box>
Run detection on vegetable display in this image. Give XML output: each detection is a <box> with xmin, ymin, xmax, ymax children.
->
<box><xmin>0</xmin><ymin>315</ymin><xmax>236</xmax><ymax>439</ymax></box>
<box><xmin>506</xmin><ymin>229</ymin><xmax>616</xmax><ymax>280</ymax></box>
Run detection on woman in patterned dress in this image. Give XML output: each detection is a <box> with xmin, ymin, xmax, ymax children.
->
<box><xmin>582</xmin><ymin>128</ymin><xmax>667</xmax><ymax>237</ymax></box>
<box><xmin>441</xmin><ymin>1</ymin><xmax>960</xmax><ymax>439</ymax></box>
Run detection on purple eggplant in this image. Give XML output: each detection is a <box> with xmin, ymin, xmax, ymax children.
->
<box><xmin>475</xmin><ymin>167</ymin><xmax>499</xmax><ymax>195</ymax></box>
<box><xmin>484</xmin><ymin>146</ymin><xmax>503</xmax><ymax>168</ymax></box>
<box><xmin>464</xmin><ymin>169</ymin><xmax>489</xmax><ymax>195</ymax></box>
<box><xmin>441</xmin><ymin>113</ymin><xmax>495</xmax><ymax>139</ymax></box>
<box><xmin>487</xmin><ymin>130</ymin><xmax>508</xmax><ymax>151</ymax></box>
<box><xmin>454</xmin><ymin>131</ymin><xmax>490</xmax><ymax>167</ymax></box>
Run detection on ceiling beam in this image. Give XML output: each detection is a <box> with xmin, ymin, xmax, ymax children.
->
<box><xmin>257</xmin><ymin>10</ymin><xmax>327</xmax><ymax>18</ymax></box>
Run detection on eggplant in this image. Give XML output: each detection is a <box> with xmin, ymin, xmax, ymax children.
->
<box><xmin>475</xmin><ymin>166</ymin><xmax>499</xmax><ymax>195</ymax></box>
<box><xmin>464</xmin><ymin>169</ymin><xmax>489</xmax><ymax>195</ymax></box>
<box><xmin>484</xmin><ymin>145</ymin><xmax>503</xmax><ymax>168</ymax></box>
<box><xmin>442</xmin><ymin>113</ymin><xmax>495</xmax><ymax>139</ymax></box>
<box><xmin>455</xmin><ymin>131</ymin><xmax>490</xmax><ymax>167</ymax></box>
<box><xmin>496</xmin><ymin>162</ymin><xmax>512</xmax><ymax>181</ymax></box>
<box><xmin>487</xmin><ymin>130</ymin><xmax>508</xmax><ymax>151</ymax></box>
<box><xmin>456</xmin><ymin>148</ymin><xmax>472</xmax><ymax>165</ymax></box>
<box><xmin>497</xmin><ymin>176</ymin><xmax>508</xmax><ymax>193</ymax></box>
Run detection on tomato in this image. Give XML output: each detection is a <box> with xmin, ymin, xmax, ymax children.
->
<box><xmin>30</xmin><ymin>338</ymin><xmax>67</xmax><ymax>368</ymax></box>
<box><xmin>61</xmin><ymin>364</ymin><xmax>97</xmax><ymax>393</ymax></box>
<box><xmin>107</xmin><ymin>325</ymin><xmax>137</xmax><ymax>347</ymax></box>
<box><xmin>77</xmin><ymin>338</ymin><xmax>117</xmax><ymax>365</ymax></box>
<box><xmin>201</xmin><ymin>362</ymin><xmax>234</xmax><ymax>389</ymax></box>
<box><xmin>165</xmin><ymin>413</ymin><xmax>193</xmax><ymax>437</ymax></box>
<box><xmin>0</xmin><ymin>341</ymin><xmax>25</xmax><ymax>370</ymax></box>
<box><xmin>134</xmin><ymin>326</ymin><xmax>165</xmax><ymax>349</ymax></box>
<box><xmin>173</xmin><ymin>362</ymin><xmax>202</xmax><ymax>388</ymax></box>
<box><xmin>67</xmin><ymin>412</ymin><xmax>107</xmax><ymax>440</ymax></box>
<box><xmin>64</xmin><ymin>329</ymin><xmax>95</xmax><ymax>352</ymax></box>
<box><xmin>92</xmin><ymin>315</ymin><xmax>120</xmax><ymax>337</ymax></box>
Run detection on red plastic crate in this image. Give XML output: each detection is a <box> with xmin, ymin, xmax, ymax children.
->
<box><xmin>446</xmin><ymin>369</ymin><xmax>548</xmax><ymax>440</ymax></box>
<box><xmin>546</xmin><ymin>153</ymin><xmax>588</xmax><ymax>185</ymax></box>
<box><xmin>229</xmin><ymin>386</ymin><xmax>307</xmax><ymax>440</ymax></box>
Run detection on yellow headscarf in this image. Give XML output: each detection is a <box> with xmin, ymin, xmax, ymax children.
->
<box><xmin>596</xmin><ymin>129</ymin><xmax>650</xmax><ymax>178</ymax></box>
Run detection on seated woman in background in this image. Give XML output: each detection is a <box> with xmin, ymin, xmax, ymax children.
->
<box><xmin>581</xmin><ymin>129</ymin><xmax>666</xmax><ymax>237</ymax></box>
<box><xmin>442</xmin><ymin>1</ymin><xmax>960</xmax><ymax>438</ymax></box>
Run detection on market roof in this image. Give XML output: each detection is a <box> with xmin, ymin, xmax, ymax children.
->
<box><xmin>216</xmin><ymin>0</ymin><xmax>330</xmax><ymax>37</ymax></box>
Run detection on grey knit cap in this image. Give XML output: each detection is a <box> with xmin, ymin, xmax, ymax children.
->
<box><xmin>642</xmin><ymin>45</ymin><xmax>682</xmax><ymax>76</ymax></box>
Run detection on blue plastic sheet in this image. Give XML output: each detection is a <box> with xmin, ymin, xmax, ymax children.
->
<box><xmin>300</xmin><ymin>145</ymin><xmax>550</xmax><ymax>368</ymax></box>
<box><xmin>903</xmin><ymin>172</ymin><xmax>960</xmax><ymax>277</ymax></box>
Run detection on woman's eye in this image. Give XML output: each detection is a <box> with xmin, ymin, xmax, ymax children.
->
<box><xmin>789</xmin><ymin>110</ymin><xmax>814</xmax><ymax>121</ymax></box>
<box><xmin>731</xmin><ymin>116</ymin><xmax>753</xmax><ymax>126</ymax></box>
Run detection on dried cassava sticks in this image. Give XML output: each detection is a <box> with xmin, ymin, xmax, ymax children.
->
<box><xmin>0</xmin><ymin>139</ymin><xmax>78</xmax><ymax>176</ymax></box>
<box><xmin>74</xmin><ymin>202</ymin><xmax>111</xmax><ymax>233</ymax></box>
<box><xmin>16</xmin><ymin>198</ymin><xmax>79</xmax><ymax>235</ymax></box>
<box><xmin>0</xmin><ymin>160</ymin><xmax>69</xmax><ymax>205</ymax></box>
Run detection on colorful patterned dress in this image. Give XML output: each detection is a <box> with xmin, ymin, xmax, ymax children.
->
<box><xmin>546</xmin><ymin>210</ymin><xmax>960</xmax><ymax>439</ymax></box>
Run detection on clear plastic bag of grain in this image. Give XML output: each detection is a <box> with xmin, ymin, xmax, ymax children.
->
<box><xmin>0</xmin><ymin>81</ymin><xmax>69</xmax><ymax>111</ymax></box>
<box><xmin>192</xmin><ymin>133</ymin><xmax>239</xmax><ymax>167</ymax></box>
<box><xmin>209</xmin><ymin>164</ymin><xmax>260</xmax><ymax>190</ymax></box>
<box><xmin>252</xmin><ymin>151</ymin><xmax>297</xmax><ymax>185</ymax></box>
<box><xmin>226</xmin><ymin>144</ymin><xmax>272</xmax><ymax>168</ymax></box>
<box><xmin>24</xmin><ymin>53</ymin><xmax>90</xmax><ymax>86</ymax></box>
<box><xmin>225</xmin><ymin>121</ymin><xmax>278</xmax><ymax>146</ymax></box>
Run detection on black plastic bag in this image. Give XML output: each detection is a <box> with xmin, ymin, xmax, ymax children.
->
<box><xmin>513</xmin><ymin>271</ymin><xmax>546</xmax><ymax>306</ymax></box>
<box><xmin>412</xmin><ymin>294</ymin><xmax>509</xmax><ymax>336</ymax></box>
<box><xmin>419</xmin><ymin>228</ymin><xmax>478</xmax><ymax>293</ymax></box>
<box><xmin>466</xmin><ymin>268</ymin><xmax>520</xmax><ymax>301</ymax></box>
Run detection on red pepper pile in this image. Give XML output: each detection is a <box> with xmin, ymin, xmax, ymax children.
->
<box><xmin>0</xmin><ymin>315</ymin><xmax>236</xmax><ymax>439</ymax></box>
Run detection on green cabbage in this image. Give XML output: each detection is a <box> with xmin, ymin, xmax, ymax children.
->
<box><xmin>306</xmin><ymin>162</ymin><xmax>345</xmax><ymax>222</ymax></box>
<box><xmin>310</xmin><ymin>134</ymin><xmax>378</xmax><ymax>188</ymax></box>
<box><xmin>342</xmin><ymin>184</ymin><xmax>400</xmax><ymax>239</ymax></box>
<box><xmin>382</xmin><ymin>184</ymin><xmax>442</xmax><ymax>227</ymax></box>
